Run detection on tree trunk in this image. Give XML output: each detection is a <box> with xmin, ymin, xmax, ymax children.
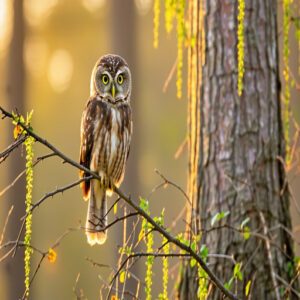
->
<box><xmin>109</xmin><ymin>0</ymin><xmax>141</xmax><ymax>297</ymax></box>
<box><xmin>179</xmin><ymin>1</ymin><xmax>300</xmax><ymax>299</ymax></box>
<box><xmin>4</xmin><ymin>0</ymin><xmax>26</xmax><ymax>299</ymax></box>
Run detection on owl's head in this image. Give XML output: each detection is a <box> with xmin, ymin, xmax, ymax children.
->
<box><xmin>90</xmin><ymin>54</ymin><xmax>131</xmax><ymax>103</ymax></box>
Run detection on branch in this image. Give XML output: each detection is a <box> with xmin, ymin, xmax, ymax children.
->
<box><xmin>0</xmin><ymin>135</ymin><xmax>26</xmax><ymax>164</ymax></box>
<box><xmin>0</xmin><ymin>105</ymin><xmax>239</xmax><ymax>300</ymax></box>
<box><xmin>27</xmin><ymin>175</ymin><xmax>93</xmax><ymax>217</ymax></box>
<box><xmin>148</xmin><ymin>169</ymin><xmax>191</xmax><ymax>206</ymax></box>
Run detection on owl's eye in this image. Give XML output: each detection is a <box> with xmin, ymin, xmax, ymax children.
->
<box><xmin>102</xmin><ymin>74</ymin><xmax>109</xmax><ymax>85</ymax></box>
<box><xmin>117</xmin><ymin>74</ymin><xmax>124</xmax><ymax>85</ymax></box>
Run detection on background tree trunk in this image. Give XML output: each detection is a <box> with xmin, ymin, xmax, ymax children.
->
<box><xmin>4</xmin><ymin>0</ymin><xmax>26</xmax><ymax>299</ymax></box>
<box><xmin>109</xmin><ymin>0</ymin><xmax>141</xmax><ymax>296</ymax></box>
<box><xmin>179</xmin><ymin>0</ymin><xmax>300</xmax><ymax>299</ymax></box>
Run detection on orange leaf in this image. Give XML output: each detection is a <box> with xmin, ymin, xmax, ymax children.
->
<box><xmin>111</xmin><ymin>295</ymin><xmax>118</xmax><ymax>300</ymax></box>
<box><xmin>47</xmin><ymin>248</ymin><xmax>57</xmax><ymax>263</ymax></box>
<box><xmin>13</xmin><ymin>125</ymin><xmax>22</xmax><ymax>139</ymax></box>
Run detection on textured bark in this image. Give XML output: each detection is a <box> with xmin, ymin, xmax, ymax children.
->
<box><xmin>179</xmin><ymin>0</ymin><xmax>300</xmax><ymax>299</ymax></box>
<box><xmin>4</xmin><ymin>0</ymin><xmax>26</xmax><ymax>299</ymax></box>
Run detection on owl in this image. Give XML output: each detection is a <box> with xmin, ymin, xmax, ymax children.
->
<box><xmin>79</xmin><ymin>54</ymin><xmax>132</xmax><ymax>245</ymax></box>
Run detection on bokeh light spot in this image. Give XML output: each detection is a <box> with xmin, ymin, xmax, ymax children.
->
<box><xmin>25</xmin><ymin>37</ymin><xmax>48</xmax><ymax>78</ymax></box>
<box><xmin>47</xmin><ymin>49</ymin><xmax>73</xmax><ymax>93</ymax></box>
<box><xmin>24</xmin><ymin>0</ymin><xmax>58</xmax><ymax>27</ymax></box>
<box><xmin>81</xmin><ymin>0</ymin><xmax>106</xmax><ymax>13</ymax></box>
<box><xmin>134</xmin><ymin>0</ymin><xmax>152</xmax><ymax>15</ymax></box>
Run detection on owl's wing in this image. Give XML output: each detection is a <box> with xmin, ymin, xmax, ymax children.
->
<box><xmin>79</xmin><ymin>98</ymin><xmax>96</xmax><ymax>200</ymax></box>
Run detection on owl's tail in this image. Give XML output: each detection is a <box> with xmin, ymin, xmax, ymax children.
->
<box><xmin>86</xmin><ymin>180</ymin><xmax>107</xmax><ymax>245</ymax></box>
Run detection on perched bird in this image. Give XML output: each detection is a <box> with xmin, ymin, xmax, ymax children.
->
<box><xmin>79</xmin><ymin>54</ymin><xmax>132</xmax><ymax>245</ymax></box>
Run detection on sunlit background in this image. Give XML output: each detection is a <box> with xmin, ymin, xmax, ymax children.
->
<box><xmin>0</xmin><ymin>0</ymin><xmax>188</xmax><ymax>299</ymax></box>
<box><xmin>1</xmin><ymin>1</ymin><xmax>300</xmax><ymax>299</ymax></box>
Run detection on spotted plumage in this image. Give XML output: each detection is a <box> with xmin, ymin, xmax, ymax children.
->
<box><xmin>79</xmin><ymin>54</ymin><xmax>132</xmax><ymax>245</ymax></box>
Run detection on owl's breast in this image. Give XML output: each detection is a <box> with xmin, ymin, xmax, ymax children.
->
<box><xmin>90</xmin><ymin>102</ymin><xmax>131</xmax><ymax>190</ymax></box>
<box><xmin>108</xmin><ymin>108</ymin><xmax>121</xmax><ymax>168</ymax></box>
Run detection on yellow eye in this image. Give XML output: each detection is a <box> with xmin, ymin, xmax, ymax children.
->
<box><xmin>102</xmin><ymin>74</ymin><xmax>109</xmax><ymax>85</ymax></box>
<box><xmin>117</xmin><ymin>74</ymin><xmax>124</xmax><ymax>85</ymax></box>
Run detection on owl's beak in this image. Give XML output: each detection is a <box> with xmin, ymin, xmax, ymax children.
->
<box><xmin>111</xmin><ymin>84</ymin><xmax>116</xmax><ymax>98</ymax></box>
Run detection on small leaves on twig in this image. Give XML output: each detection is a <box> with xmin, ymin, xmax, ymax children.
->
<box><xmin>211</xmin><ymin>211</ymin><xmax>230</xmax><ymax>227</ymax></box>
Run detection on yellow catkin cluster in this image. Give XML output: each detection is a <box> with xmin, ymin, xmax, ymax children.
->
<box><xmin>176</xmin><ymin>0</ymin><xmax>185</xmax><ymax>98</ymax></box>
<box><xmin>283</xmin><ymin>0</ymin><xmax>291</xmax><ymax>165</ymax></box>
<box><xmin>153</xmin><ymin>0</ymin><xmax>186</xmax><ymax>98</ymax></box>
<box><xmin>145</xmin><ymin>225</ymin><xmax>154</xmax><ymax>300</ymax></box>
<box><xmin>153</xmin><ymin>0</ymin><xmax>160</xmax><ymax>48</ymax></box>
<box><xmin>197</xmin><ymin>265</ymin><xmax>208</xmax><ymax>299</ymax></box>
<box><xmin>237</xmin><ymin>0</ymin><xmax>245</xmax><ymax>96</ymax></box>
<box><xmin>162</xmin><ymin>237</ymin><xmax>169</xmax><ymax>299</ymax></box>
<box><xmin>24</xmin><ymin>134</ymin><xmax>34</xmax><ymax>297</ymax></box>
<box><xmin>165</xmin><ymin>0</ymin><xmax>174</xmax><ymax>33</ymax></box>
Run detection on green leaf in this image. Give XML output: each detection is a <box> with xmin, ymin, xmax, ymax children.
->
<box><xmin>224</xmin><ymin>277</ymin><xmax>233</xmax><ymax>290</ymax></box>
<box><xmin>200</xmin><ymin>245</ymin><xmax>208</xmax><ymax>261</ymax></box>
<box><xmin>211</xmin><ymin>211</ymin><xmax>230</xmax><ymax>226</ymax></box>
<box><xmin>245</xmin><ymin>280</ymin><xmax>251</xmax><ymax>296</ymax></box>
<box><xmin>190</xmin><ymin>258</ymin><xmax>196</xmax><ymax>268</ymax></box>
<box><xmin>139</xmin><ymin>197</ymin><xmax>149</xmax><ymax>214</ymax></box>
<box><xmin>286</xmin><ymin>261</ymin><xmax>293</xmax><ymax>277</ymax></box>
<box><xmin>234</xmin><ymin>263</ymin><xmax>243</xmax><ymax>281</ymax></box>
<box><xmin>240</xmin><ymin>217</ymin><xmax>250</xmax><ymax>229</ymax></box>
<box><xmin>191</xmin><ymin>240</ymin><xmax>197</xmax><ymax>252</ymax></box>
<box><xmin>176</xmin><ymin>233</ymin><xmax>189</xmax><ymax>246</ymax></box>
<box><xmin>119</xmin><ymin>270</ymin><xmax>126</xmax><ymax>283</ymax></box>
<box><xmin>153</xmin><ymin>216</ymin><xmax>163</xmax><ymax>226</ymax></box>
<box><xmin>243</xmin><ymin>226</ymin><xmax>251</xmax><ymax>240</ymax></box>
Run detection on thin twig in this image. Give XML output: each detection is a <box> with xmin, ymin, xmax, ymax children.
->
<box><xmin>12</xmin><ymin>217</ymin><xmax>26</xmax><ymax>257</ymax></box>
<box><xmin>23</xmin><ymin>176</ymin><xmax>93</xmax><ymax>220</ymax></box>
<box><xmin>0</xmin><ymin>135</ymin><xmax>27</xmax><ymax>163</ymax></box>
<box><xmin>259</xmin><ymin>212</ymin><xmax>281</xmax><ymax>300</ymax></box>
<box><xmin>174</xmin><ymin>136</ymin><xmax>187</xmax><ymax>159</ymax></box>
<box><xmin>152</xmin><ymin>169</ymin><xmax>191</xmax><ymax>206</ymax></box>
<box><xmin>0</xmin><ymin>152</ymin><xmax>56</xmax><ymax>197</ymax></box>
<box><xmin>0</xmin><ymin>205</ymin><xmax>14</xmax><ymax>246</ymax></box>
<box><xmin>163</xmin><ymin>57</ymin><xmax>178</xmax><ymax>93</ymax></box>
<box><xmin>21</xmin><ymin>254</ymin><xmax>46</xmax><ymax>300</ymax></box>
<box><xmin>275</xmin><ymin>273</ymin><xmax>300</xmax><ymax>298</ymax></box>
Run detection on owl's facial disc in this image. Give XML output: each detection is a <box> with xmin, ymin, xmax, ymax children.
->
<box><xmin>91</xmin><ymin>60</ymin><xmax>131</xmax><ymax>104</ymax></box>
